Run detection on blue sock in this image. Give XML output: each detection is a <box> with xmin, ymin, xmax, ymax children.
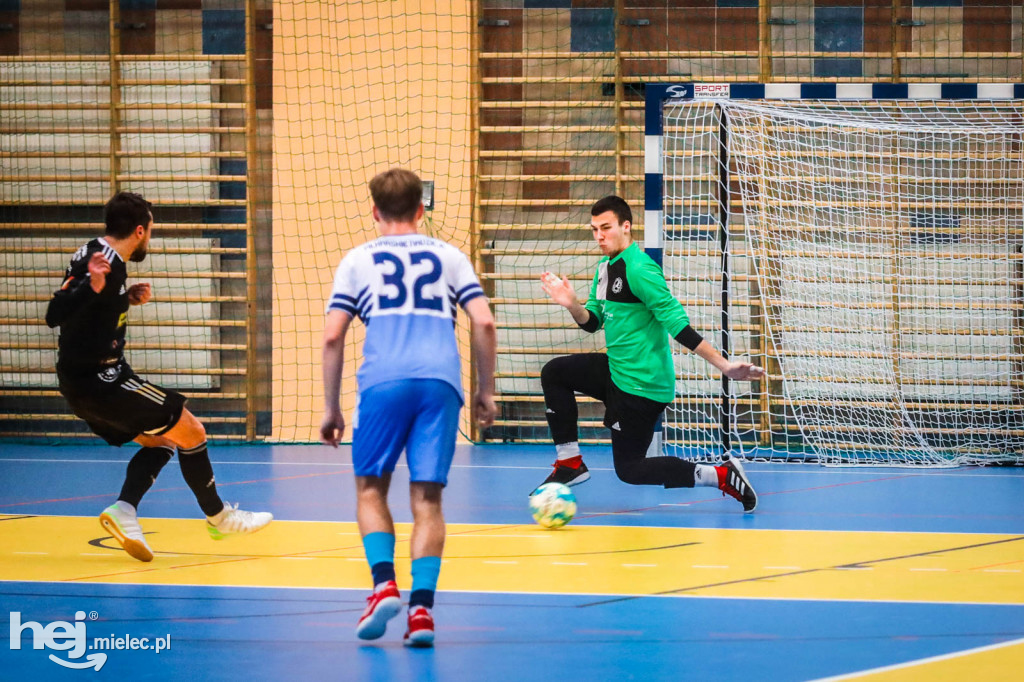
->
<box><xmin>362</xmin><ymin>532</ymin><xmax>396</xmax><ymax>586</ymax></box>
<box><xmin>409</xmin><ymin>556</ymin><xmax>442</xmax><ymax>609</ymax></box>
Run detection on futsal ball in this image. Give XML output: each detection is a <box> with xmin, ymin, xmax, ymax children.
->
<box><xmin>529</xmin><ymin>482</ymin><xmax>577</xmax><ymax>529</ymax></box>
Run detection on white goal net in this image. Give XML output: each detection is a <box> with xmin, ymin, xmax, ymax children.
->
<box><xmin>661</xmin><ymin>98</ymin><xmax>1024</xmax><ymax>466</ymax></box>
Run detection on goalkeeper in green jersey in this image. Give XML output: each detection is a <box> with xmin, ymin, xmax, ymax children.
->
<box><xmin>536</xmin><ymin>196</ymin><xmax>764</xmax><ymax>512</ymax></box>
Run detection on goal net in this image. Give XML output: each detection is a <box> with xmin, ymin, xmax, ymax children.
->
<box><xmin>661</xmin><ymin>97</ymin><xmax>1024</xmax><ymax>466</ymax></box>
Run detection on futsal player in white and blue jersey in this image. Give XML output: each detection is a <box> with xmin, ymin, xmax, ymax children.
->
<box><xmin>320</xmin><ymin>168</ymin><xmax>497</xmax><ymax>648</ymax></box>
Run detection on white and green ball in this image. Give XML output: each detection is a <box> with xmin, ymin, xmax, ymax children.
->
<box><xmin>529</xmin><ymin>482</ymin><xmax>577</xmax><ymax>529</ymax></box>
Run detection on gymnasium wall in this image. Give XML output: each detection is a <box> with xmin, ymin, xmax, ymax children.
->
<box><xmin>0</xmin><ymin>1</ymin><xmax>1020</xmax><ymax>443</ymax></box>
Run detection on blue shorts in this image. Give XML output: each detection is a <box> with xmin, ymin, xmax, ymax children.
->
<box><xmin>352</xmin><ymin>379</ymin><xmax>462</xmax><ymax>485</ymax></box>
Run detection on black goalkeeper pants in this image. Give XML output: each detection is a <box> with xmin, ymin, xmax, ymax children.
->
<box><xmin>541</xmin><ymin>353</ymin><xmax>696</xmax><ymax>488</ymax></box>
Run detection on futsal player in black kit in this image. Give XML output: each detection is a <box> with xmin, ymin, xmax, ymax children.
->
<box><xmin>46</xmin><ymin>191</ymin><xmax>272</xmax><ymax>562</ymax></box>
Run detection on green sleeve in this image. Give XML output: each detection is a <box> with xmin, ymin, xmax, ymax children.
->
<box><xmin>583</xmin><ymin>268</ymin><xmax>604</xmax><ymax>329</ymax></box>
<box><xmin>629</xmin><ymin>259</ymin><xmax>690</xmax><ymax>336</ymax></box>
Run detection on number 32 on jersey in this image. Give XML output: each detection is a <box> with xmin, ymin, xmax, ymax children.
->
<box><xmin>372</xmin><ymin>250</ymin><xmax>446</xmax><ymax>313</ymax></box>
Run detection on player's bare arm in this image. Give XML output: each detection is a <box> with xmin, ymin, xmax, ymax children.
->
<box><xmin>320</xmin><ymin>309</ymin><xmax>353</xmax><ymax>446</ymax></box>
<box><xmin>463</xmin><ymin>296</ymin><xmax>497</xmax><ymax>429</ymax></box>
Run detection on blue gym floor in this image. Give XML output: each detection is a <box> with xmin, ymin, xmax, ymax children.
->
<box><xmin>1</xmin><ymin>442</ymin><xmax>1022</xmax><ymax>681</ymax></box>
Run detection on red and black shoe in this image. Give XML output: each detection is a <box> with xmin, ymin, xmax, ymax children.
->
<box><xmin>403</xmin><ymin>606</ymin><xmax>435</xmax><ymax>648</ymax></box>
<box><xmin>718</xmin><ymin>456</ymin><xmax>758</xmax><ymax>513</ymax></box>
<box><xmin>355</xmin><ymin>580</ymin><xmax>402</xmax><ymax>640</ymax></box>
<box><xmin>530</xmin><ymin>457</ymin><xmax>590</xmax><ymax>496</ymax></box>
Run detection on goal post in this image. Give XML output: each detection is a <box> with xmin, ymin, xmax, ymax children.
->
<box><xmin>645</xmin><ymin>82</ymin><xmax>1024</xmax><ymax>466</ymax></box>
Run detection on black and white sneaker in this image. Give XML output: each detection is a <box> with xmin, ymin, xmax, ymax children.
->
<box><xmin>530</xmin><ymin>460</ymin><xmax>590</xmax><ymax>496</ymax></box>
<box><xmin>720</xmin><ymin>456</ymin><xmax>758</xmax><ymax>513</ymax></box>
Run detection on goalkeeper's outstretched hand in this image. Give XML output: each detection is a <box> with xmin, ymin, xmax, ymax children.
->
<box><xmin>723</xmin><ymin>361</ymin><xmax>765</xmax><ymax>381</ymax></box>
<box><xmin>540</xmin><ymin>271</ymin><xmax>579</xmax><ymax>309</ymax></box>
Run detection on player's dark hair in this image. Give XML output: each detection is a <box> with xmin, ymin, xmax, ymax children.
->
<box><xmin>591</xmin><ymin>195</ymin><xmax>632</xmax><ymax>226</ymax></box>
<box><xmin>104</xmin><ymin>191</ymin><xmax>153</xmax><ymax>239</ymax></box>
<box><xmin>370</xmin><ymin>168</ymin><xmax>423</xmax><ymax>222</ymax></box>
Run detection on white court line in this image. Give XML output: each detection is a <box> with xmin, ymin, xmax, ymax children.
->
<box><xmin>3</xmin><ymin>512</ymin><xmax>1018</xmax><ymax>537</ymax></box>
<box><xmin>1</xmin><ymin>457</ymin><xmax>1020</xmax><ymax>477</ymax></box>
<box><xmin>810</xmin><ymin>635</ymin><xmax>1024</xmax><ymax>682</ymax></box>
<box><xmin>455</xmin><ymin>534</ymin><xmax>552</xmax><ymax>539</ymax></box>
<box><xmin>0</xmin><ymin>577</ymin><xmax>1015</xmax><ymax>606</ymax></box>
<box><xmin>13</xmin><ymin>551</ymin><xmax>48</xmax><ymax>555</ymax></box>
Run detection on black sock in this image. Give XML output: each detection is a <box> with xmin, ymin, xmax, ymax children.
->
<box><xmin>409</xmin><ymin>589</ymin><xmax>435</xmax><ymax>609</ymax></box>
<box><xmin>371</xmin><ymin>562</ymin><xmax>396</xmax><ymax>586</ymax></box>
<box><xmin>118</xmin><ymin>446</ymin><xmax>173</xmax><ymax>509</ymax></box>
<box><xmin>178</xmin><ymin>442</ymin><xmax>224</xmax><ymax>517</ymax></box>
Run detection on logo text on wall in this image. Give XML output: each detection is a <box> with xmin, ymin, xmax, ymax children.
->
<box><xmin>10</xmin><ymin>611</ymin><xmax>171</xmax><ymax>672</ymax></box>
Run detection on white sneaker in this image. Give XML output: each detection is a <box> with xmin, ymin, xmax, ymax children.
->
<box><xmin>99</xmin><ymin>502</ymin><xmax>154</xmax><ymax>562</ymax></box>
<box><xmin>206</xmin><ymin>502</ymin><xmax>273</xmax><ymax>540</ymax></box>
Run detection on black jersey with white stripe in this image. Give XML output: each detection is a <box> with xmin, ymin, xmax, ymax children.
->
<box><xmin>45</xmin><ymin>238</ymin><xmax>130</xmax><ymax>372</ymax></box>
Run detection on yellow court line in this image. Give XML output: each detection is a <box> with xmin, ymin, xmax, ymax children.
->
<box><xmin>1</xmin><ymin>515</ymin><xmax>1022</xmax><ymax>604</ymax></box>
<box><xmin>814</xmin><ymin>637</ymin><xmax>1024</xmax><ymax>682</ymax></box>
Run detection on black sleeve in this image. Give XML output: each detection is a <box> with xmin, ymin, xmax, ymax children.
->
<box><xmin>673</xmin><ymin>324</ymin><xmax>704</xmax><ymax>351</ymax></box>
<box><xmin>577</xmin><ymin>311</ymin><xmax>600</xmax><ymax>333</ymax></box>
<box><xmin>45</xmin><ymin>270</ymin><xmax>99</xmax><ymax>328</ymax></box>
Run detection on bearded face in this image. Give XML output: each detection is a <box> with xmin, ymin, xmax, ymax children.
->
<box><xmin>130</xmin><ymin>219</ymin><xmax>153</xmax><ymax>262</ymax></box>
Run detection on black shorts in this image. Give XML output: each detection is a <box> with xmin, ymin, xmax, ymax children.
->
<box><xmin>57</xmin><ymin>362</ymin><xmax>186</xmax><ymax>446</ymax></box>
<box><xmin>544</xmin><ymin>353</ymin><xmax>668</xmax><ymax>447</ymax></box>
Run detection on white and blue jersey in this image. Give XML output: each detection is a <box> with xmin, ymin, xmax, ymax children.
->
<box><xmin>326</xmin><ymin>233</ymin><xmax>486</xmax><ymax>401</ymax></box>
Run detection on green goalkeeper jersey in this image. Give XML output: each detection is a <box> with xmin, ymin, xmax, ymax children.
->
<box><xmin>583</xmin><ymin>241</ymin><xmax>690</xmax><ymax>403</ymax></box>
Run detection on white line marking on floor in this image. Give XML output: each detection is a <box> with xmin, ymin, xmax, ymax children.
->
<box><xmin>459</xmin><ymin>534</ymin><xmax>550</xmax><ymax>538</ymax></box>
<box><xmin>13</xmin><ymin>551</ymin><xmax>48</xmax><ymax>555</ymax></box>
<box><xmin>809</xmin><ymin>635</ymin><xmax>1024</xmax><ymax>682</ymax></box>
<box><xmin>2</xmin><ymin>457</ymin><xmax>1022</xmax><ymax>478</ymax></box>
<box><xmin>909</xmin><ymin>567</ymin><xmax>947</xmax><ymax>572</ymax></box>
<box><xmin>692</xmin><ymin>565</ymin><xmax>728</xmax><ymax>569</ymax></box>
